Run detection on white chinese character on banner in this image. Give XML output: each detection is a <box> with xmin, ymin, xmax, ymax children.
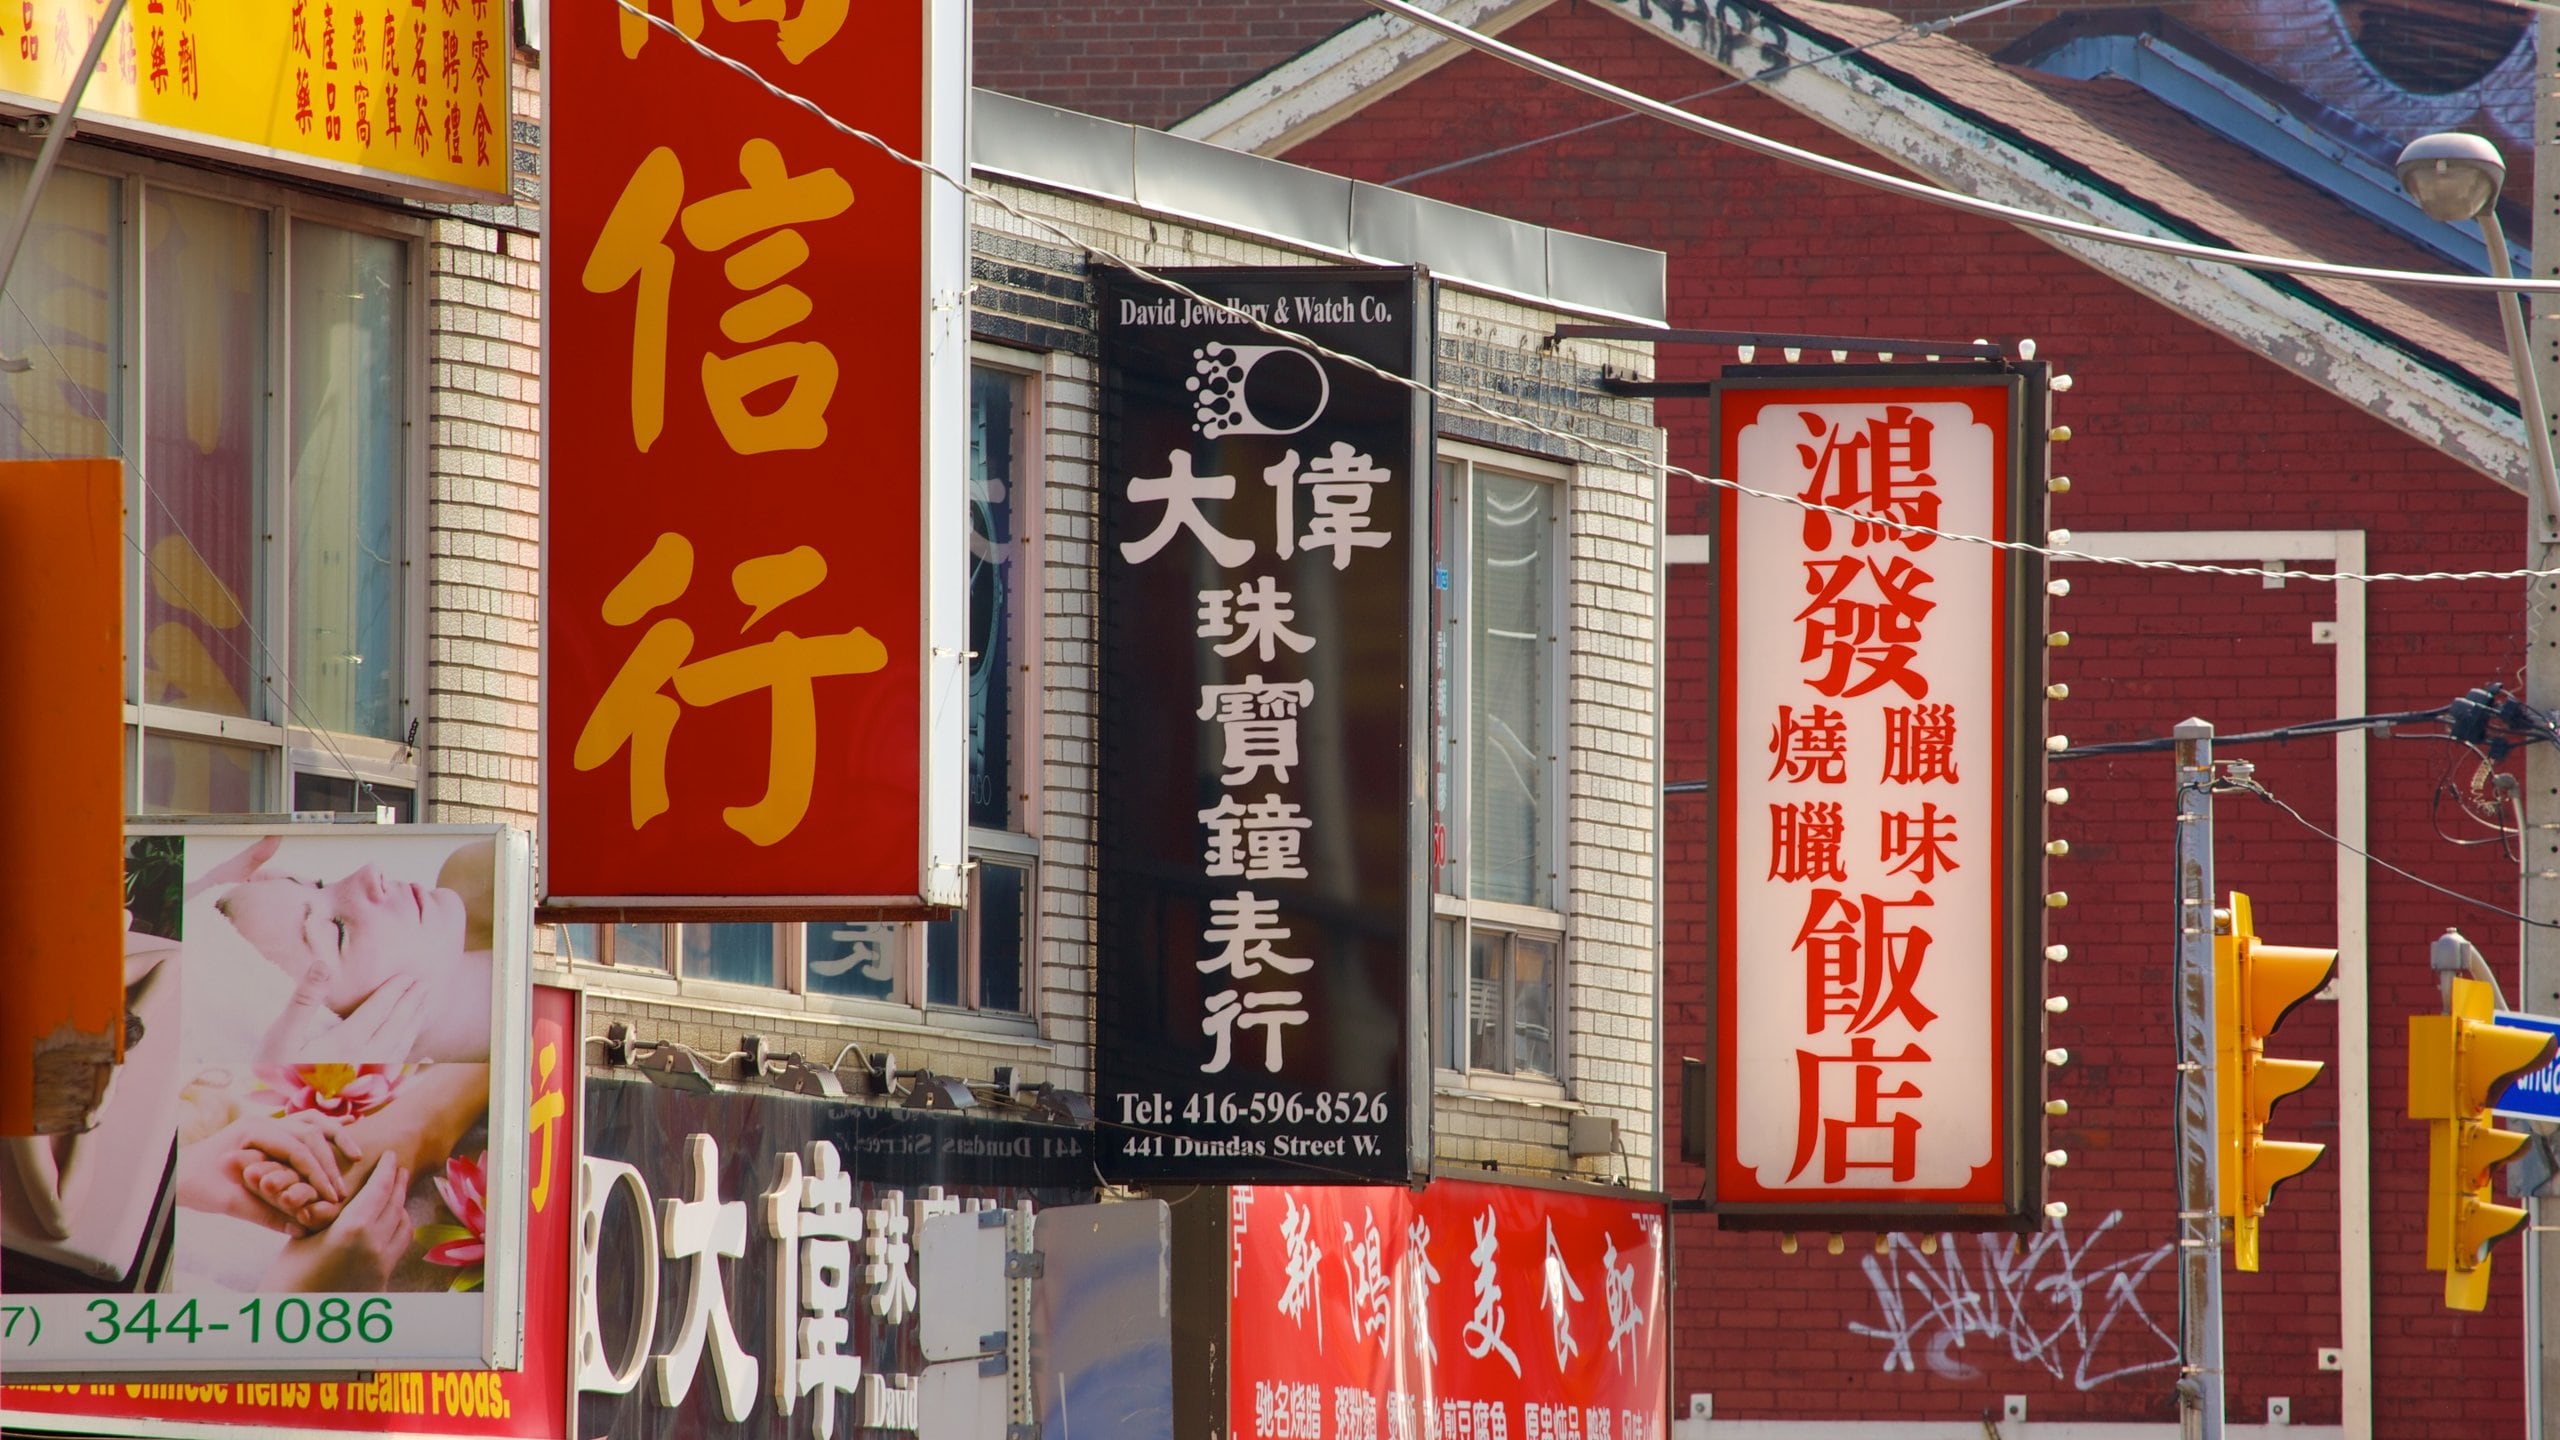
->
<box><xmin>1232</xmin><ymin>1186</ymin><xmax>1256</xmax><ymax>1279</ymax></box>
<box><xmin>1462</xmin><ymin>1205</ymin><xmax>1521</xmax><ymax>1376</ymax></box>
<box><xmin>1601</xmin><ymin>1231</ymin><xmax>1644</xmax><ymax>1371</ymax></box>
<box><xmin>1403</xmin><ymin>1216</ymin><xmax>1441</xmax><ymax>1366</ymax></box>
<box><xmin>910</xmin><ymin>1186</ymin><xmax>964</xmax><ymax>1240</ymax></box>
<box><xmin>1342</xmin><ymin>1208</ymin><xmax>1390</xmax><ymax>1351</ymax></box>
<box><xmin>862</xmin><ymin>1189</ymin><xmax>918</xmax><ymax>1324</ymax></box>
<box><xmin>1202</xmin><ymin>987</ymin><xmax>1308</xmax><ymax>1074</ymax></box>
<box><xmin>1197</xmin><ymin>577</ymin><xmax>1316</xmax><ymax>662</ymax></box>
<box><xmin>1279</xmin><ymin>1192</ymin><xmax>1324</xmax><ymax>1349</ymax></box>
<box><xmin>1123</xmin><ymin>452</ymin><xmax>1252</xmax><ymax>567</ymax></box>
<box><xmin>1197</xmin><ymin>675</ymin><xmax>1315</xmax><ymax>786</ymax></box>
<box><xmin>1199</xmin><ymin>794</ymin><xmax>1314</xmax><ymax>879</ymax></box>
<box><xmin>1541</xmin><ymin>1217</ymin><xmax>1584</xmax><ymax>1370</ymax></box>
<box><xmin>1199</xmin><ymin>892</ymin><xmax>1314</xmax><ymax>979</ymax></box>
<box><xmin>1263</xmin><ymin>442</ymin><xmax>1393</xmax><ymax>568</ymax></box>
<box><xmin>653</xmin><ymin>1135</ymin><xmax>761</xmax><ymax>1418</ymax></box>
<box><xmin>761</xmin><ymin>1142</ymin><xmax>863</xmax><ymax>1439</ymax></box>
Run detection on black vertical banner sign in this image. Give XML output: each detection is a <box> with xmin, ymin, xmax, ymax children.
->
<box><xmin>1096</xmin><ymin>265</ymin><xmax>1429</xmax><ymax>1183</ymax></box>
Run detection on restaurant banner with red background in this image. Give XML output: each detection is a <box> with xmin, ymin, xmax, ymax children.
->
<box><xmin>1229</xmin><ymin>1179</ymin><xmax>1665</xmax><ymax>1440</ymax></box>
<box><xmin>1707</xmin><ymin>366</ymin><xmax>2048</xmax><ymax>1225</ymax></box>
<box><xmin>1</xmin><ymin>984</ymin><xmax>577</xmax><ymax>1440</ymax></box>
<box><xmin>542</xmin><ymin>0</ymin><xmax>967</xmax><ymax>914</ymax></box>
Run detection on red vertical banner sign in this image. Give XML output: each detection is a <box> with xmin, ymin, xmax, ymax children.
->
<box><xmin>543</xmin><ymin>0</ymin><xmax>967</xmax><ymax>913</ymax></box>
<box><xmin>1228</xmin><ymin>1180</ymin><xmax>1667</xmax><ymax>1440</ymax></box>
<box><xmin>1710</xmin><ymin>367</ymin><xmax>2046</xmax><ymax>1224</ymax></box>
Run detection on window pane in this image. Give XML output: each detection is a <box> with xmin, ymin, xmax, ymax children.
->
<box><xmin>1510</xmin><ymin>934</ymin><xmax>1557</xmax><ymax>1078</ymax></box>
<box><xmin>1432</xmin><ymin>460</ymin><xmax>1459</xmax><ymax>896</ymax></box>
<box><xmin>553</xmin><ymin>924</ymin><xmax>601</xmax><ymax>964</ymax></box>
<box><xmin>140</xmin><ymin>731</ymin><xmax>270</xmax><ymax>815</ymax></box>
<box><xmin>805</xmin><ymin>921</ymin><xmax>900</xmax><ymax>1001</ymax></box>
<box><xmin>0</xmin><ymin>158</ymin><xmax>118</xmax><ymax>459</ymax></box>
<box><xmin>1432</xmin><ymin>915</ymin><xmax>1463</xmax><ymax>1069</ymax></box>
<box><xmin>1466</xmin><ymin>928</ymin><xmax>1505</xmax><ymax>1071</ymax></box>
<box><xmin>966</xmin><ymin>367</ymin><xmax>1024</xmax><ymax>830</ymax></box>
<box><xmin>611</xmin><ymin>923</ymin><xmax>667</xmax><ymax>970</ymax></box>
<box><xmin>924</xmin><ymin>917</ymin><xmax>961</xmax><ymax>1007</ymax></box>
<box><xmin>975</xmin><ymin>858</ymin><xmax>1028</xmax><ymax>1013</ymax></box>
<box><xmin>1470</xmin><ymin>469</ymin><xmax>1554</xmax><ymax>908</ymax></box>
<box><xmin>141</xmin><ymin>190</ymin><xmax>268</xmax><ymax>725</ymax></box>
<box><xmin>291</xmin><ymin>770</ymin><xmax>415</xmax><ymax>820</ymax></box>
<box><xmin>290</xmin><ymin>223</ymin><xmax>406</xmax><ymax>741</ymax></box>
<box><xmin>682</xmin><ymin>924</ymin><xmax>776</xmax><ymax>986</ymax></box>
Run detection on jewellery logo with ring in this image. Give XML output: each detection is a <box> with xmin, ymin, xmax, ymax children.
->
<box><xmin>1188</xmin><ymin>342</ymin><xmax>1331</xmax><ymax>438</ymax></box>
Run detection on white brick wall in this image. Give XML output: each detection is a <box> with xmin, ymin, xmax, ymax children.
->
<box><xmin>422</xmin><ymin>58</ymin><xmax>543</xmax><ymax>831</ymax></box>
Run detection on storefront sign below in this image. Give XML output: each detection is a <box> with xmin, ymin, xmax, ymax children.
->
<box><xmin>575</xmin><ymin>1077</ymin><xmax>1096</xmax><ymax>1440</ymax></box>
<box><xmin>1229</xmin><ymin>1179</ymin><xmax>1667</xmax><ymax>1440</ymax></box>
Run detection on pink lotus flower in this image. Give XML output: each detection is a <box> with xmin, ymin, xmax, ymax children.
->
<box><xmin>421</xmin><ymin>1151</ymin><xmax>488</xmax><ymax>1291</ymax></box>
<box><xmin>255</xmin><ymin>1062</ymin><xmax>406</xmax><ymax>1120</ymax></box>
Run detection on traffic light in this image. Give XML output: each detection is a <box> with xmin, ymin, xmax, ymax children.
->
<box><xmin>2215</xmin><ymin>892</ymin><xmax>2338</xmax><ymax>1272</ymax></box>
<box><xmin>2410</xmin><ymin>975</ymin><xmax>2557</xmax><ymax>1310</ymax></box>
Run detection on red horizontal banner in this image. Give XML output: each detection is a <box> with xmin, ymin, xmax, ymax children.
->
<box><xmin>1229</xmin><ymin>1179</ymin><xmax>1666</xmax><ymax>1440</ymax></box>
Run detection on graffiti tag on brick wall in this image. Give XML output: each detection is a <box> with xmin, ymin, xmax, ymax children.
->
<box><xmin>1602</xmin><ymin>0</ymin><xmax>1786</xmax><ymax>76</ymax></box>
<box><xmin>1848</xmin><ymin>1212</ymin><xmax>2177</xmax><ymax>1390</ymax></box>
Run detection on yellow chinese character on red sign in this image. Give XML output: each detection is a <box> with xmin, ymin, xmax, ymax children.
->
<box><xmin>575</xmin><ymin>532</ymin><xmax>888</xmax><ymax>847</ymax></box>
<box><xmin>617</xmin><ymin>0</ymin><xmax>848</xmax><ymax>63</ymax></box>
<box><xmin>582</xmin><ymin>139</ymin><xmax>852</xmax><ymax>456</ymax></box>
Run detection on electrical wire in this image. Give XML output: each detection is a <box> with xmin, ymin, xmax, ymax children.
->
<box><xmin>2225</xmin><ymin>773</ymin><xmax>2560</xmax><ymax>930</ymax></box>
<box><xmin>2053</xmin><ymin>706</ymin><xmax>2462</xmax><ymax>761</ymax></box>
<box><xmin>1384</xmin><ymin>0</ymin><xmax>2035</xmax><ymax>189</ymax></box>
<box><xmin>2427</xmin><ymin>740</ymin><xmax>2522</xmax><ymax>852</ymax></box>
<box><xmin>611</xmin><ymin>0</ymin><xmax>2560</xmax><ymax>586</ymax></box>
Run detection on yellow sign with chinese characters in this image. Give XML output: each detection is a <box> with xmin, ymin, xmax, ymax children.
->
<box><xmin>0</xmin><ymin>0</ymin><xmax>508</xmax><ymax>200</ymax></box>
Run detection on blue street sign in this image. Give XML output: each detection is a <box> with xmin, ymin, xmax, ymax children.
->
<box><xmin>2492</xmin><ymin>1011</ymin><xmax>2560</xmax><ymax>1123</ymax></box>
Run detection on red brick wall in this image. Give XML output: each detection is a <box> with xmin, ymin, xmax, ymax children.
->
<box><xmin>1280</xmin><ymin>4</ymin><xmax>2532</xmax><ymax>1430</ymax></box>
<box><xmin>971</xmin><ymin>0</ymin><xmax>1371</xmax><ymax>128</ymax></box>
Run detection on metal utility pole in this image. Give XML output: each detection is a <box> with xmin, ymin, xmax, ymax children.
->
<box><xmin>2529</xmin><ymin>27</ymin><xmax>2560</xmax><ymax>1435</ymax></box>
<box><xmin>2175</xmin><ymin>719</ymin><xmax>2225</xmax><ymax>1440</ymax></box>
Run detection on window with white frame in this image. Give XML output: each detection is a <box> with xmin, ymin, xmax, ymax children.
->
<box><xmin>1431</xmin><ymin>447</ymin><xmax>1565</xmax><ymax>1080</ymax></box>
<box><xmin>926</xmin><ymin>357</ymin><xmax>1038</xmax><ymax>1014</ymax></box>
<box><xmin>550</xmin><ymin>356</ymin><xmax>1043</xmax><ymax>1019</ymax></box>
<box><xmin>0</xmin><ymin>150</ymin><xmax>423</xmax><ymax>818</ymax></box>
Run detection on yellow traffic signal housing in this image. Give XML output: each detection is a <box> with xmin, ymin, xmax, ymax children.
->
<box><xmin>2410</xmin><ymin>975</ymin><xmax>2557</xmax><ymax>1310</ymax></box>
<box><xmin>2215</xmin><ymin>892</ymin><xmax>2338</xmax><ymax>1272</ymax></box>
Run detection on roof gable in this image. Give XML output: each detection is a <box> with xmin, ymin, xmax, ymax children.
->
<box><xmin>1176</xmin><ymin>0</ymin><xmax>2529</xmax><ymax>492</ymax></box>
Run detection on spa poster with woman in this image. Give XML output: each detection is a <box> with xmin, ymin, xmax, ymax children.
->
<box><xmin>2</xmin><ymin>824</ymin><xmax>535</xmax><ymax>1376</ymax></box>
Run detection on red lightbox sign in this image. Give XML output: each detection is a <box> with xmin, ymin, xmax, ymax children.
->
<box><xmin>1709</xmin><ymin>366</ymin><xmax>2047</xmax><ymax>1224</ymax></box>
<box><xmin>3</xmin><ymin>985</ymin><xmax>578</xmax><ymax>1437</ymax></box>
<box><xmin>1228</xmin><ymin>1179</ymin><xmax>1667</xmax><ymax>1440</ymax></box>
<box><xmin>542</xmin><ymin>0</ymin><xmax>967</xmax><ymax>913</ymax></box>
